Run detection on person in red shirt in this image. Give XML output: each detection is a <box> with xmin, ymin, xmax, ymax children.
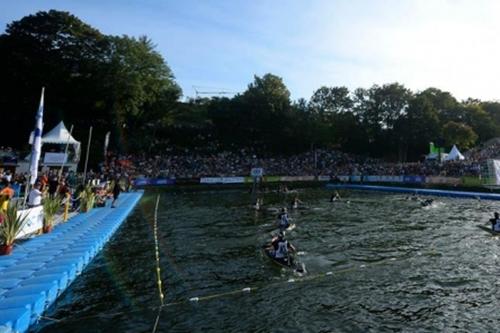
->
<box><xmin>0</xmin><ymin>182</ymin><xmax>15</xmax><ymax>211</ymax></box>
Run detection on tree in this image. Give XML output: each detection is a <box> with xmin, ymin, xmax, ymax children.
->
<box><xmin>0</xmin><ymin>10</ymin><xmax>180</xmax><ymax>157</ymax></box>
<box><xmin>418</xmin><ymin>88</ymin><xmax>459</xmax><ymax>124</ymax></box>
<box><xmin>482</xmin><ymin>101</ymin><xmax>500</xmax><ymax>125</ymax></box>
<box><xmin>0</xmin><ymin>10</ymin><xmax>109</xmax><ymax>148</ymax></box>
<box><xmin>352</xmin><ymin>83</ymin><xmax>412</xmax><ymax>156</ymax></box>
<box><xmin>393</xmin><ymin>94</ymin><xmax>441</xmax><ymax>161</ymax></box>
<box><xmin>238</xmin><ymin>74</ymin><xmax>293</xmax><ymax>152</ymax></box>
<box><xmin>442</xmin><ymin>121</ymin><xmax>478</xmax><ymax>149</ymax></box>
<box><xmin>309</xmin><ymin>86</ymin><xmax>353</xmax><ymax>115</ymax></box>
<box><xmin>101</xmin><ymin>35</ymin><xmax>181</xmax><ymax>151</ymax></box>
<box><xmin>460</xmin><ymin>104</ymin><xmax>500</xmax><ymax>143</ymax></box>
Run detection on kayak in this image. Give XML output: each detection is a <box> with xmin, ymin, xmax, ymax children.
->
<box><xmin>266</xmin><ymin>223</ymin><xmax>296</xmax><ymax>233</ymax></box>
<box><xmin>262</xmin><ymin>247</ymin><xmax>305</xmax><ymax>273</ymax></box>
<box><xmin>477</xmin><ymin>225</ymin><xmax>500</xmax><ymax>235</ymax></box>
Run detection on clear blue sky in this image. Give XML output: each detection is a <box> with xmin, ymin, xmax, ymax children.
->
<box><xmin>2</xmin><ymin>0</ymin><xmax>500</xmax><ymax>101</ymax></box>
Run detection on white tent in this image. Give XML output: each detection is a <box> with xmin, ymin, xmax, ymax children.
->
<box><xmin>444</xmin><ymin>145</ymin><xmax>465</xmax><ymax>161</ymax></box>
<box><xmin>30</xmin><ymin>121</ymin><xmax>81</xmax><ymax>162</ymax></box>
<box><xmin>42</xmin><ymin>121</ymin><xmax>78</xmax><ymax>144</ymax></box>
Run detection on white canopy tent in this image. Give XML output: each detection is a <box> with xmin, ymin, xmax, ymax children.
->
<box><xmin>444</xmin><ymin>145</ymin><xmax>465</xmax><ymax>161</ymax></box>
<box><xmin>30</xmin><ymin>121</ymin><xmax>81</xmax><ymax>162</ymax></box>
<box><xmin>42</xmin><ymin>121</ymin><xmax>81</xmax><ymax>162</ymax></box>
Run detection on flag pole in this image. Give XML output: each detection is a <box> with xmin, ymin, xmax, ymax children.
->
<box><xmin>57</xmin><ymin>124</ymin><xmax>74</xmax><ymax>182</ymax></box>
<box><xmin>82</xmin><ymin>126</ymin><xmax>93</xmax><ymax>186</ymax></box>
<box><xmin>23</xmin><ymin>87</ymin><xmax>45</xmax><ymax>207</ymax></box>
<box><xmin>103</xmin><ymin>131</ymin><xmax>110</xmax><ymax>167</ymax></box>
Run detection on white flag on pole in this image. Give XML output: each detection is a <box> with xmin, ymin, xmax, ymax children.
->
<box><xmin>29</xmin><ymin>87</ymin><xmax>45</xmax><ymax>185</ymax></box>
<box><xmin>104</xmin><ymin>131</ymin><xmax>110</xmax><ymax>157</ymax></box>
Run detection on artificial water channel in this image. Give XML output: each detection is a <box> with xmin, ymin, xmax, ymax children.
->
<box><xmin>34</xmin><ymin>187</ymin><xmax>500</xmax><ymax>332</ymax></box>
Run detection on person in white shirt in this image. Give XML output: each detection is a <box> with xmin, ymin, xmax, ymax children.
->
<box><xmin>28</xmin><ymin>184</ymin><xmax>43</xmax><ymax>208</ymax></box>
<box><xmin>4</xmin><ymin>171</ymin><xmax>12</xmax><ymax>183</ymax></box>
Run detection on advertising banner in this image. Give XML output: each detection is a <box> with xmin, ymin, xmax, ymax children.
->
<box><xmin>364</xmin><ymin>176</ymin><xmax>381</xmax><ymax>182</ymax></box>
<box><xmin>199</xmin><ymin>177</ymin><xmax>245</xmax><ymax>184</ymax></box>
<box><xmin>426</xmin><ymin>176</ymin><xmax>461</xmax><ymax>185</ymax></box>
<box><xmin>378</xmin><ymin>176</ymin><xmax>404</xmax><ymax>183</ymax></box>
<box><xmin>280</xmin><ymin>176</ymin><xmax>315</xmax><ymax>182</ymax></box>
<box><xmin>16</xmin><ymin>206</ymin><xmax>44</xmax><ymax>239</ymax></box>
<box><xmin>461</xmin><ymin>176</ymin><xmax>482</xmax><ymax>186</ymax></box>
<box><xmin>43</xmin><ymin>152</ymin><xmax>67</xmax><ymax>164</ymax></box>
<box><xmin>263</xmin><ymin>176</ymin><xmax>281</xmax><ymax>182</ymax></box>
<box><xmin>151</xmin><ymin>178</ymin><xmax>176</xmax><ymax>185</ymax></box>
<box><xmin>350</xmin><ymin>176</ymin><xmax>361</xmax><ymax>182</ymax></box>
<box><xmin>134</xmin><ymin>178</ymin><xmax>175</xmax><ymax>186</ymax></box>
<box><xmin>317</xmin><ymin>175</ymin><xmax>331</xmax><ymax>181</ymax></box>
<box><xmin>200</xmin><ymin>177</ymin><xmax>221</xmax><ymax>184</ymax></box>
<box><xmin>403</xmin><ymin>175</ymin><xmax>426</xmax><ymax>183</ymax></box>
<box><xmin>222</xmin><ymin>177</ymin><xmax>245</xmax><ymax>184</ymax></box>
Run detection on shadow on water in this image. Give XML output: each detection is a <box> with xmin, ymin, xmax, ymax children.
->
<box><xmin>33</xmin><ymin>188</ymin><xmax>500</xmax><ymax>332</ymax></box>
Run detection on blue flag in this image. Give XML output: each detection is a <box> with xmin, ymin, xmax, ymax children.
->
<box><xmin>29</xmin><ymin>87</ymin><xmax>45</xmax><ymax>185</ymax></box>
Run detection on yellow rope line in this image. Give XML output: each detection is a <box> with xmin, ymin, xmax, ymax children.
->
<box><xmin>38</xmin><ymin>256</ymin><xmax>403</xmax><ymax>325</ymax></box>
<box><xmin>153</xmin><ymin>194</ymin><xmax>165</xmax><ymax>306</ymax></box>
<box><xmin>151</xmin><ymin>194</ymin><xmax>164</xmax><ymax>333</ymax></box>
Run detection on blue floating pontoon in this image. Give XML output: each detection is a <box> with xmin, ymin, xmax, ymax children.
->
<box><xmin>326</xmin><ymin>184</ymin><xmax>500</xmax><ymax>200</ymax></box>
<box><xmin>0</xmin><ymin>191</ymin><xmax>143</xmax><ymax>333</ymax></box>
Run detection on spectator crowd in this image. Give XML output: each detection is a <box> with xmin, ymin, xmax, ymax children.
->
<box><xmin>102</xmin><ymin>146</ymin><xmax>489</xmax><ymax>180</ymax></box>
<box><xmin>4</xmin><ymin>138</ymin><xmax>500</xmax><ymax>197</ymax></box>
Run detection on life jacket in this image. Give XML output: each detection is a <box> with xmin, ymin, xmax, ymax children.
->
<box><xmin>274</xmin><ymin>240</ymin><xmax>288</xmax><ymax>259</ymax></box>
<box><xmin>494</xmin><ymin>219</ymin><xmax>500</xmax><ymax>232</ymax></box>
<box><xmin>279</xmin><ymin>213</ymin><xmax>289</xmax><ymax>227</ymax></box>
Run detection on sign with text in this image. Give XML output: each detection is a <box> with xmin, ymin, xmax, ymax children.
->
<box><xmin>250</xmin><ymin>168</ymin><xmax>264</xmax><ymax>177</ymax></box>
<box><xmin>43</xmin><ymin>152</ymin><xmax>67</xmax><ymax>164</ymax></box>
<box><xmin>16</xmin><ymin>206</ymin><xmax>44</xmax><ymax>239</ymax></box>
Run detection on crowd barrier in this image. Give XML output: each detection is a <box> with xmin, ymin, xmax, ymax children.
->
<box><xmin>132</xmin><ymin>175</ymin><xmax>485</xmax><ymax>187</ymax></box>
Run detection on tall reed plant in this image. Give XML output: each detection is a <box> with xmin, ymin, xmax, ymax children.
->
<box><xmin>43</xmin><ymin>196</ymin><xmax>61</xmax><ymax>233</ymax></box>
<box><xmin>0</xmin><ymin>204</ymin><xmax>29</xmax><ymax>255</ymax></box>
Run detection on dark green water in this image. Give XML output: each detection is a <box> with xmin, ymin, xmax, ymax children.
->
<box><xmin>34</xmin><ymin>187</ymin><xmax>500</xmax><ymax>332</ymax></box>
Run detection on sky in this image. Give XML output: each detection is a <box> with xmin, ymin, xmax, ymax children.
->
<box><xmin>2</xmin><ymin>0</ymin><xmax>500</xmax><ymax>101</ymax></box>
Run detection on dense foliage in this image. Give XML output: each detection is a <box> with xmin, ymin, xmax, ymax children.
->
<box><xmin>2</xmin><ymin>10</ymin><xmax>500</xmax><ymax>162</ymax></box>
<box><xmin>0</xmin><ymin>10</ymin><xmax>181</xmax><ymax>160</ymax></box>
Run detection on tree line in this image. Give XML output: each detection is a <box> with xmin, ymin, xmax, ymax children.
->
<box><xmin>1</xmin><ymin>10</ymin><xmax>500</xmax><ymax>163</ymax></box>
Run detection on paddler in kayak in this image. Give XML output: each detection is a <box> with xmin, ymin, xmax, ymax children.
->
<box><xmin>268</xmin><ymin>232</ymin><xmax>296</xmax><ymax>261</ymax></box>
<box><xmin>421</xmin><ymin>198</ymin><xmax>434</xmax><ymax>207</ymax></box>
<box><xmin>490</xmin><ymin>212</ymin><xmax>500</xmax><ymax>232</ymax></box>
<box><xmin>253</xmin><ymin>198</ymin><xmax>263</xmax><ymax>211</ymax></box>
<box><xmin>290</xmin><ymin>196</ymin><xmax>303</xmax><ymax>209</ymax></box>
<box><xmin>330</xmin><ymin>191</ymin><xmax>341</xmax><ymax>202</ymax></box>
<box><xmin>277</xmin><ymin>207</ymin><xmax>290</xmax><ymax>231</ymax></box>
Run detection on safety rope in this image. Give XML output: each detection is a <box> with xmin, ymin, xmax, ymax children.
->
<box><xmin>38</xmin><ymin>256</ymin><xmax>402</xmax><ymax>325</ymax></box>
<box><xmin>153</xmin><ymin>194</ymin><xmax>165</xmax><ymax>305</ymax></box>
<box><xmin>151</xmin><ymin>194</ymin><xmax>164</xmax><ymax>333</ymax></box>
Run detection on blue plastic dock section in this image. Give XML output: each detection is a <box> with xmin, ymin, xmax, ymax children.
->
<box><xmin>0</xmin><ymin>191</ymin><xmax>143</xmax><ymax>333</ymax></box>
<box><xmin>326</xmin><ymin>184</ymin><xmax>500</xmax><ymax>201</ymax></box>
